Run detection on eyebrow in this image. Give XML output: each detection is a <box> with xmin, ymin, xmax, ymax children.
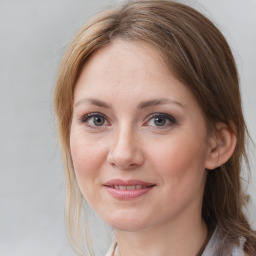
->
<box><xmin>74</xmin><ymin>98</ymin><xmax>112</xmax><ymax>108</ymax></box>
<box><xmin>74</xmin><ymin>98</ymin><xmax>185</xmax><ymax>109</ymax></box>
<box><xmin>138</xmin><ymin>99</ymin><xmax>185</xmax><ymax>109</ymax></box>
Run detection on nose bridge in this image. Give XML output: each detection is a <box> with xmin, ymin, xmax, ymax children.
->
<box><xmin>107</xmin><ymin>122</ymin><xmax>143</xmax><ymax>169</ymax></box>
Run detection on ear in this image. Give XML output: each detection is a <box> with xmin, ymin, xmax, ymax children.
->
<box><xmin>205</xmin><ymin>123</ymin><xmax>237</xmax><ymax>170</ymax></box>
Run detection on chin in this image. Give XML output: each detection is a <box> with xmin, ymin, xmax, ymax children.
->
<box><xmin>104</xmin><ymin>214</ymin><xmax>153</xmax><ymax>232</ymax></box>
<box><xmin>112</xmin><ymin>222</ymin><xmax>149</xmax><ymax>232</ymax></box>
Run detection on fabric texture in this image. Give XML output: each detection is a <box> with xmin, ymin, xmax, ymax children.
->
<box><xmin>105</xmin><ymin>227</ymin><xmax>245</xmax><ymax>256</ymax></box>
<box><xmin>105</xmin><ymin>242</ymin><xmax>117</xmax><ymax>256</ymax></box>
<box><xmin>202</xmin><ymin>227</ymin><xmax>245</xmax><ymax>256</ymax></box>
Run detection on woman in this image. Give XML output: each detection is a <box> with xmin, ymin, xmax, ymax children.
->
<box><xmin>54</xmin><ymin>0</ymin><xmax>256</xmax><ymax>255</ymax></box>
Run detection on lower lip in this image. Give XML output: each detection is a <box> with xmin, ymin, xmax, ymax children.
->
<box><xmin>105</xmin><ymin>186</ymin><xmax>153</xmax><ymax>200</ymax></box>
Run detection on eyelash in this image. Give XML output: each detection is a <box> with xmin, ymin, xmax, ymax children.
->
<box><xmin>79</xmin><ymin>112</ymin><xmax>109</xmax><ymax>129</ymax></box>
<box><xmin>79</xmin><ymin>112</ymin><xmax>177</xmax><ymax>129</ymax></box>
<box><xmin>144</xmin><ymin>113</ymin><xmax>177</xmax><ymax>128</ymax></box>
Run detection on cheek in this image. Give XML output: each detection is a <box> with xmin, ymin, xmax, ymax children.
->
<box><xmin>71</xmin><ymin>141</ymin><xmax>91</xmax><ymax>175</ymax></box>
<box><xmin>149</xmin><ymin>135</ymin><xmax>208</xmax><ymax>213</ymax></box>
<box><xmin>150</xmin><ymin>134</ymin><xmax>208</xmax><ymax>184</ymax></box>
<box><xmin>69</xmin><ymin>133</ymin><xmax>106</xmax><ymax>204</ymax></box>
<box><xmin>70</xmin><ymin>131</ymin><xmax>104</xmax><ymax>179</ymax></box>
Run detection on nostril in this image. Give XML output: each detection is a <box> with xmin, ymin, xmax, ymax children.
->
<box><xmin>110</xmin><ymin>161</ymin><xmax>135</xmax><ymax>169</ymax></box>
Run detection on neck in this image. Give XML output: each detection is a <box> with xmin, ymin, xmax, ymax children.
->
<box><xmin>115</xmin><ymin>217</ymin><xmax>208</xmax><ymax>256</ymax></box>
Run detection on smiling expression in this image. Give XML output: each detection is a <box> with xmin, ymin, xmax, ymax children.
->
<box><xmin>70</xmin><ymin>40</ymin><xmax>213</xmax><ymax>232</ymax></box>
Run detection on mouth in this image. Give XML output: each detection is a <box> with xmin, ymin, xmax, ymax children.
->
<box><xmin>106</xmin><ymin>184</ymin><xmax>153</xmax><ymax>190</ymax></box>
<box><xmin>103</xmin><ymin>179</ymin><xmax>155</xmax><ymax>199</ymax></box>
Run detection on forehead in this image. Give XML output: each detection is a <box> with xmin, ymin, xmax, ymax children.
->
<box><xmin>79</xmin><ymin>39</ymin><xmax>167</xmax><ymax>84</ymax></box>
<box><xmin>74</xmin><ymin>39</ymin><xmax>199</xmax><ymax>111</ymax></box>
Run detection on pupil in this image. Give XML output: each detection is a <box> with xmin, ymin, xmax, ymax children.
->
<box><xmin>94</xmin><ymin>116</ymin><xmax>104</xmax><ymax>126</ymax></box>
<box><xmin>154</xmin><ymin>117</ymin><xmax>166</xmax><ymax>126</ymax></box>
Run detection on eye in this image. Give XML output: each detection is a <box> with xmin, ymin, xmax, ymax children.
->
<box><xmin>80</xmin><ymin>113</ymin><xmax>109</xmax><ymax>128</ymax></box>
<box><xmin>145</xmin><ymin>113</ymin><xmax>176</xmax><ymax>128</ymax></box>
<box><xmin>153</xmin><ymin>116</ymin><xmax>167</xmax><ymax>126</ymax></box>
<box><xmin>91</xmin><ymin>116</ymin><xmax>106</xmax><ymax>126</ymax></box>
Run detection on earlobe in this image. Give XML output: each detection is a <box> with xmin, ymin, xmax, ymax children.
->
<box><xmin>205</xmin><ymin>123</ymin><xmax>237</xmax><ymax>170</ymax></box>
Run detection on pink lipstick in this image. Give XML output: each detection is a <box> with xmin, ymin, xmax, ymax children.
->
<box><xmin>104</xmin><ymin>179</ymin><xmax>155</xmax><ymax>199</ymax></box>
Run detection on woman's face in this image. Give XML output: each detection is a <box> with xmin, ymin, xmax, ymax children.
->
<box><xmin>70</xmin><ymin>40</ymin><xmax>213</xmax><ymax>232</ymax></box>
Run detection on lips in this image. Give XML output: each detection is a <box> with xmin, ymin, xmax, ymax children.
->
<box><xmin>104</xmin><ymin>179</ymin><xmax>154</xmax><ymax>187</ymax></box>
<box><xmin>104</xmin><ymin>179</ymin><xmax>155</xmax><ymax>199</ymax></box>
<box><xmin>111</xmin><ymin>185</ymin><xmax>148</xmax><ymax>190</ymax></box>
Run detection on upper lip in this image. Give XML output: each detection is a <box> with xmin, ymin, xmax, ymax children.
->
<box><xmin>104</xmin><ymin>179</ymin><xmax>155</xmax><ymax>187</ymax></box>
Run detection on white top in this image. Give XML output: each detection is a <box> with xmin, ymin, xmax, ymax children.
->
<box><xmin>202</xmin><ymin>227</ymin><xmax>244</xmax><ymax>256</ymax></box>
<box><xmin>105</xmin><ymin>227</ymin><xmax>245</xmax><ymax>256</ymax></box>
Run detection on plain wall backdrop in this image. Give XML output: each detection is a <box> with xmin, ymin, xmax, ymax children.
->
<box><xmin>0</xmin><ymin>1</ymin><xmax>255</xmax><ymax>255</ymax></box>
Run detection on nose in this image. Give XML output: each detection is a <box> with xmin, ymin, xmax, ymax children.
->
<box><xmin>107</xmin><ymin>125</ymin><xmax>144</xmax><ymax>169</ymax></box>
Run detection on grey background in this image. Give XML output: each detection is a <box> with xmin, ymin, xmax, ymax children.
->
<box><xmin>0</xmin><ymin>0</ymin><xmax>255</xmax><ymax>255</ymax></box>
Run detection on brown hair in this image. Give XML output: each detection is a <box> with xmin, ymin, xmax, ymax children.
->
<box><xmin>54</xmin><ymin>0</ymin><xmax>256</xmax><ymax>255</ymax></box>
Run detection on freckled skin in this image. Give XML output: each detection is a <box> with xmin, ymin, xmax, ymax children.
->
<box><xmin>70</xmin><ymin>40</ymin><xmax>212</xmax><ymax>235</ymax></box>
